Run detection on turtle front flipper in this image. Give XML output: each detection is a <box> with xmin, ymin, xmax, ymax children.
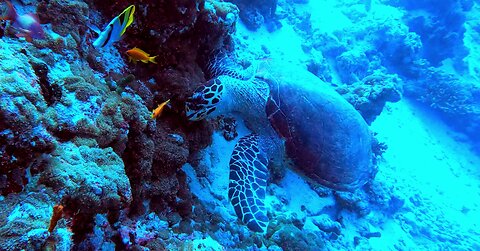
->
<box><xmin>228</xmin><ymin>134</ymin><xmax>269</xmax><ymax>232</ymax></box>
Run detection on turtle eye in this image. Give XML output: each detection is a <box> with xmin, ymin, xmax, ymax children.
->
<box><xmin>185</xmin><ymin>79</ymin><xmax>224</xmax><ymax>121</ymax></box>
<box><xmin>189</xmin><ymin>92</ymin><xmax>208</xmax><ymax>106</ymax></box>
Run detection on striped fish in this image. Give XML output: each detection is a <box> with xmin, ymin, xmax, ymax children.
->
<box><xmin>92</xmin><ymin>5</ymin><xmax>135</xmax><ymax>48</ymax></box>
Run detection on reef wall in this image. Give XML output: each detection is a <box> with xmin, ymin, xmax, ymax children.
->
<box><xmin>0</xmin><ymin>0</ymin><xmax>240</xmax><ymax>249</ymax></box>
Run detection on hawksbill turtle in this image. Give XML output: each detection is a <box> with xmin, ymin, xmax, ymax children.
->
<box><xmin>185</xmin><ymin>57</ymin><xmax>375</xmax><ymax>232</ymax></box>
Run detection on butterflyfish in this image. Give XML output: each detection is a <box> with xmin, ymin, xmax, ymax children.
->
<box><xmin>92</xmin><ymin>5</ymin><xmax>135</xmax><ymax>48</ymax></box>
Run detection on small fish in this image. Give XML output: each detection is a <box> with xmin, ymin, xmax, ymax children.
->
<box><xmin>151</xmin><ymin>99</ymin><xmax>170</xmax><ymax>119</ymax></box>
<box><xmin>0</xmin><ymin>0</ymin><xmax>44</xmax><ymax>42</ymax></box>
<box><xmin>126</xmin><ymin>47</ymin><xmax>158</xmax><ymax>64</ymax></box>
<box><xmin>92</xmin><ymin>5</ymin><xmax>135</xmax><ymax>48</ymax></box>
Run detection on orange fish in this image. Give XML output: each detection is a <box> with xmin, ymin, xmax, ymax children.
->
<box><xmin>126</xmin><ymin>47</ymin><xmax>157</xmax><ymax>64</ymax></box>
<box><xmin>151</xmin><ymin>99</ymin><xmax>170</xmax><ymax>119</ymax></box>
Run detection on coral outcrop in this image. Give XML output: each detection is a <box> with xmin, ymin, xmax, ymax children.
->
<box><xmin>0</xmin><ymin>187</ymin><xmax>71</xmax><ymax>251</ymax></box>
<box><xmin>39</xmin><ymin>142</ymin><xmax>131</xmax><ymax>242</ymax></box>
<box><xmin>387</xmin><ymin>0</ymin><xmax>470</xmax><ymax>66</ymax></box>
<box><xmin>336</xmin><ymin>70</ymin><xmax>403</xmax><ymax>124</ymax></box>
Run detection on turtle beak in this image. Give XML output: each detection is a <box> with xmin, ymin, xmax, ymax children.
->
<box><xmin>185</xmin><ymin>102</ymin><xmax>204</xmax><ymax>121</ymax></box>
<box><xmin>185</xmin><ymin>109</ymin><xmax>198</xmax><ymax>121</ymax></box>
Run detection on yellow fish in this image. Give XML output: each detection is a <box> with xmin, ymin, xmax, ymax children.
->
<box><xmin>151</xmin><ymin>99</ymin><xmax>170</xmax><ymax>119</ymax></box>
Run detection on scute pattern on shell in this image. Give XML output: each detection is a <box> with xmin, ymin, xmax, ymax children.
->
<box><xmin>262</xmin><ymin>61</ymin><xmax>375</xmax><ymax>191</ymax></box>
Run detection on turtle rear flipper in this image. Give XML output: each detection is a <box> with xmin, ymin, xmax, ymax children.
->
<box><xmin>228</xmin><ymin>134</ymin><xmax>269</xmax><ymax>232</ymax></box>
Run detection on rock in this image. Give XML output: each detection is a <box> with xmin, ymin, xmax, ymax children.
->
<box><xmin>270</xmin><ymin>225</ymin><xmax>324</xmax><ymax>251</ymax></box>
<box><xmin>167</xmin><ymin>212</ymin><xmax>182</xmax><ymax>227</ymax></box>
<box><xmin>215</xmin><ymin>116</ymin><xmax>238</xmax><ymax>141</ymax></box>
<box><xmin>311</xmin><ymin>214</ymin><xmax>342</xmax><ymax>235</ymax></box>
<box><xmin>177</xmin><ymin>219</ymin><xmax>193</xmax><ymax>235</ymax></box>
<box><xmin>267</xmin><ymin>244</ymin><xmax>283</xmax><ymax>251</ymax></box>
<box><xmin>291</xmin><ymin>215</ymin><xmax>306</xmax><ymax>230</ymax></box>
<box><xmin>334</xmin><ymin>190</ymin><xmax>371</xmax><ymax>216</ymax></box>
<box><xmin>362</xmin><ymin>231</ymin><xmax>381</xmax><ymax>238</ymax></box>
<box><xmin>181</xmin><ymin>236</ymin><xmax>223</xmax><ymax>251</ymax></box>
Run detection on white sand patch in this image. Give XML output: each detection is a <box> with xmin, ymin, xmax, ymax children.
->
<box><xmin>370</xmin><ymin>99</ymin><xmax>480</xmax><ymax>247</ymax></box>
<box><xmin>278</xmin><ymin>170</ymin><xmax>334</xmax><ymax>216</ymax></box>
<box><xmin>183</xmin><ymin>115</ymin><xmax>252</xmax><ymax>221</ymax></box>
<box><xmin>372</xmin><ymin>100</ymin><xmax>480</xmax><ymax>216</ymax></box>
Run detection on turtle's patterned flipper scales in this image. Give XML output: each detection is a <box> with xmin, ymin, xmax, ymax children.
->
<box><xmin>228</xmin><ymin>134</ymin><xmax>269</xmax><ymax>232</ymax></box>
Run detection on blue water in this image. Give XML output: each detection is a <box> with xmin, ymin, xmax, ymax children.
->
<box><xmin>0</xmin><ymin>0</ymin><xmax>479</xmax><ymax>250</ymax></box>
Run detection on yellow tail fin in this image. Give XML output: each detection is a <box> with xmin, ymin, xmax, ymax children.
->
<box><xmin>149</xmin><ymin>55</ymin><xmax>158</xmax><ymax>64</ymax></box>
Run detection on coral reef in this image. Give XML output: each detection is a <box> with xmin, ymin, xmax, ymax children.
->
<box><xmin>286</xmin><ymin>6</ymin><xmax>412</xmax><ymax>125</ymax></box>
<box><xmin>37</xmin><ymin>0</ymin><xmax>89</xmax><ymax>40</ymax></box>
<box><xmin>387</xmin><ymin>0</ymin><xmax>470</xmax><ymax>66</ymax></box>
<box><xmin>287</xmin><ymin>0</ymin><xmax>477</xmax><ymax>144</ymax></box>
<box><xmin>39</xmin><ymin>142</ymin><xmax>131</xmax><ymax>242</ymax></box>
<box><xmin>4</xmin><ymin>0</ymin><xmax>477</xmax><ymax>250</ymax></box>
<box><xmin>0</xmin><ymin>187</ymin><xmax>72</xmax><ymax>251</ymax></box>
<box><xmin>335</xmin><ymin>48</ymin><xmax>370</xmax><ymax>84</ymax></box>
<box><xmin>0</xmin><ymin>0</ymin><xmax>238</xmax><ymax>248</ymax></box>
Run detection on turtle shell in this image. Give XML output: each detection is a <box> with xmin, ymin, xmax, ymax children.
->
<box><xmin>262</xmin><ymin>61</ymin><xmax>375</xmax><ymax>191</ymax></box>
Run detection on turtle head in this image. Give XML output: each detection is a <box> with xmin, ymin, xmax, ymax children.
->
<box><xmin>185</xmin><ymin>78</ymin><xmax>225</xmax><ymax>121</ymax></box>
